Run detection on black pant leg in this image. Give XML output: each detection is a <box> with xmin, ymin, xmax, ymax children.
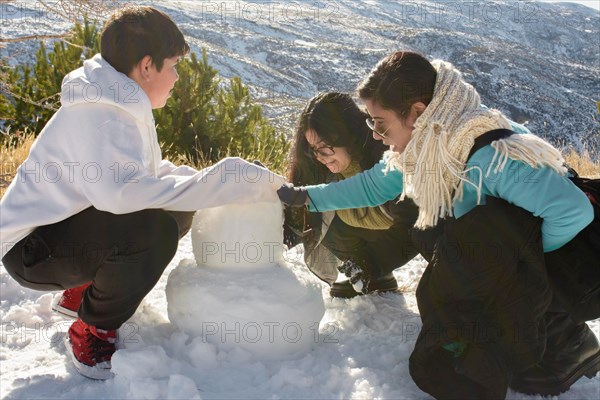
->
<box><xmin>79</xmin><ymin>209</ymin><xmax>180</xmax><ymax>329</ymax></box>
<box><xmin>320</xmin><ymin>216</ymin><xmax>370</xmax><ymax>270</ymax></box>
<box><xmin>2</xmin><ymin>207</ymin><xmax>181</xmax><ymax>329</ymax></box>
<box><xmin>544</xmin><ymin>229</ymin><xmax>600</xmax><ymax>323</ymax></box>
<box><xmin>410</xmin><ymin>198</ymin><xmax>550</xmax><ymax>399</ymax></box>
<box><xmin>410</xmin><ymin>221</ymin><xmax>446</xmax><ymax>263</ymax></box>
<box><xmin>365</xmin><ymin>220</ymin><xmax>419</xmax><ymax>276</ymax></box>
<box><xmin>320</xmin><ymin>215</ymin><xmax>417</xmax><ymax>277</ymax></box>
<box><xmin>167</xmin><ymin>211</ymin><xmax>195</xmax><ymax>240</ymax></box>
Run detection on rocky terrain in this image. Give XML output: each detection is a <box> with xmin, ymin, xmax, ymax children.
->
<box><xmin>2</xmin><ymin>0</ymin><xmax>599</xmax><ymax>154</ymax></box>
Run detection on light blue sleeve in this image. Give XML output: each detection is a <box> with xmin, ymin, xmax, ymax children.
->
<box><xmin>305</xmin><ymin>159</ymin><xmax>404</xmax><ymax>212</ymax></box>
<box><xmin>472</xmin><ymin>147</ymin><xmax>594</xmax><ymax>252</ymax></box>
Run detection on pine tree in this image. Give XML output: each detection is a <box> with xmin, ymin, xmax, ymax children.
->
<box><xmin>1</xmin><ymin>17</ymin><xmax>99</xmax><ymax>136</ymax></box>
<box><xmin>2</xmin><ymin>23</ymin><xmax>289</xmax><ymax>171</ymax></box>
<box><xmin>154</xmin><ymin>50</ymin><xmax>289</xmax><ymax>170</ymax></box>
<box><xmin>154</xmin><ymin>50</ymin><xmax>220</xmax><ymax>160</ymax></box>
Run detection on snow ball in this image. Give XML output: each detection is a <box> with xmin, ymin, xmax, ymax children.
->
<box><xmin>191</xmin><ymin>201</ymin><xmax>286</xmax><ymax>269</ymax></box>
<box><xmin>187</xmin><ymin>337</ymin><xmax>219</xmax><ymax>370</ymax></box>
<box><xmin>111</xmin><ymin>345</ymin><xmax>178</xmax><ymax>379</ymax></box>
<box><xmin>125</xmin><ymin>377</ymin><xmax>165</xmax><ymax>400</ymax></box>
<box><xmin>167</xmin><ymin>374</ymin><xmax>202</xmax><ymax>399</ymax></box>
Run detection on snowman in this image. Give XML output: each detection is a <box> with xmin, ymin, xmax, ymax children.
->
<box><xmin>166</xmin><ymin>194</ymin><xmax>325</xmax><ymax>361</ymax></box>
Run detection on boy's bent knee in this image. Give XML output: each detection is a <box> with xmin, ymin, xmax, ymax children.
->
<box><xmin>136</xmin><ymin>209</ymin><xmax>180</xmax><ymax>247</ymax></box>
<box><xmin>113</xmin><ymin>209</ymin><xmax>180</xmax><ymax>267</ymax></box>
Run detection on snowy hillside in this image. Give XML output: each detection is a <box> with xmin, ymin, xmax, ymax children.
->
<box><xmin>2</xmin><ymin>0</ymin><xmax>599</xmax><ymax>153</ymax></box>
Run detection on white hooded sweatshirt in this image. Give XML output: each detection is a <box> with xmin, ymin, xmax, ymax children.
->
<box><xmin>0</xmin><ymin>54</ymin><xmax>284</xmax><ymax>259</ymax></box>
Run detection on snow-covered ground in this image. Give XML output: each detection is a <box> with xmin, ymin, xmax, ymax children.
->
<box><xmin>1</xmin><ymin>231</ymin><xmax>599</xmax><ymax>399</ymax></box>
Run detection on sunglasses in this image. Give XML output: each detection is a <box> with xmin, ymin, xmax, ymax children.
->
<box><xmin>365</xmin><ymin>117</ymin><xmax>391</xmax><ymax>138</ymax></box>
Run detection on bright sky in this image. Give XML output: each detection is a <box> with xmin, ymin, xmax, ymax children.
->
<box><xmin>540</xmin><ymin>0</ymin><xmax>600</xmax><ymax>11</ymax></box>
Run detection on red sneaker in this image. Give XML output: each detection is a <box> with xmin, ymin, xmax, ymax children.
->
<box><xmin>64</xmin><ymin>318</ymin><xmax>116</xmax><ymax>380</ymax></box>
<box><xmin>52</xmin><ymin>282</ymin><xmax>91</xmax><ymax>318</ymax></box>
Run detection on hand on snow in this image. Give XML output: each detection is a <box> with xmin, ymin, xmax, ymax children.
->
<box><xmin>277</xmin><ymin>183</ymin><xmax>309</xmax><ymax>207</ymax></box>
<box><xmin>338</xmin><ymin>260</ymin><xmax>370</xmax><ymax>294</ymax></box>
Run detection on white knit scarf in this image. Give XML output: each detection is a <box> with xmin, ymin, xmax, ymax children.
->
<box><xmin>386</xmin><ymin>60</ymin><xmax>567</xmax><ymax>228</ymax></box>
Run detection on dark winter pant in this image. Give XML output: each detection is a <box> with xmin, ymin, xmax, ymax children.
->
<box><xmin>2</xmin><ymin>207</ymin><xmax>195</xmax><ymax>330</ymax></box>
<box><xmin>320</xmin><ymin>214</ymin><xmax>419</xmax><ymax>278</ymax></box>
<box><xmin>408</xmin><ymin>197</ymin><xmax>599</xmax><ymax>399</ymax></box>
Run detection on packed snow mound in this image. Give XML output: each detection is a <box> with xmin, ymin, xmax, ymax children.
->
<box><xmin>167</xmin><ymin>259</ymin><xmax>325</xmax><ymax>361</ymax></box>
<box><xmin>167</xmin><ymin>198</ymin><xmax>325</xmax><ymax>361</ymax></box>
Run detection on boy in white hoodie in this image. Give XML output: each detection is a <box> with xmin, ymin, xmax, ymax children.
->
<box><xmin>0</xmin><ymin>6</ymin><xmax>282</xmax><ymax>380</ymax></box>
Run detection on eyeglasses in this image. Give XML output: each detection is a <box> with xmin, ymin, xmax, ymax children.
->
<box><xmin>365</xmin><ymin>117</ymin><xmax>390</xmax><ymax>138</ymax></box>
<box><xmin>306</xmin><ymin>144</ymin><xmax>335</xmax><ymax>159</ymax></box>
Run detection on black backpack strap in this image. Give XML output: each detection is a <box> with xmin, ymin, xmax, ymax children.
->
<box><xmin>467</xmin><ymin>129</ymin><xmax>515</xmax><ymax>160</ymax></box>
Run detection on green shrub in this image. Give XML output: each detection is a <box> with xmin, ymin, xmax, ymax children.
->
<box><xmin>1</xmin><ymin>21</ymin><xmax>289</xmax><ymax>173</ymax></box>
<box><xmin>154</xmin><ymin>50</ymin><xmax>289</xmax><ymax>172</ymax></box>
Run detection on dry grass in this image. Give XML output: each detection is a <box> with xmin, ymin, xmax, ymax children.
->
<box><xmin>564</xmin><ymin>149</ymin><xmax>600</xmax><ymax>178</ymax></box>
<box><xmin>0</xmin><ymin>133</ymin><xmax>35</xmax><ymax>198</ymax></box>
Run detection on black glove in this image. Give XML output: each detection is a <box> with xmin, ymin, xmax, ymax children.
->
<box><xmin>252</xmin><ymin>160</ymin><xmax>266</xmax><ymax>168</ymax></box>
<box><xmin>283</xmin><ymin>223</ymin><xmax>302</xmax><ymax>248</ymax></box>
<box><xmin>277</xmin><ymin>183</ymin><xmax>309</xmax><ymax>207</ymax></box>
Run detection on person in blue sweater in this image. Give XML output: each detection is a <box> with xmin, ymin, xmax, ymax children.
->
<box><xmin>277</xmin><ymin>51</ymin><xmax>599</xmax><ymax>399</ymax></box>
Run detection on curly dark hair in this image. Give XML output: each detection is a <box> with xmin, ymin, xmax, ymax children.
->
<box><xmin>287</xmin><ymin>92</ymin><xmax>387</xmax><ymax>186</ymax></box>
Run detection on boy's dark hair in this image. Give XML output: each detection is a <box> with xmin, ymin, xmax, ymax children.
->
<box><xmin>357</xmin><ymin>51</ymin><xmax>437</xmax><ymax>119</ymax></box>
<box><xmin>101</xmin><ymin>6</ymin><xmax>190</xmax><ymax>75</ymax></box>
<box><xmin>288</xmin><ymin>92</ymin><xmax>387</xmax><ymax>186</ymax></box>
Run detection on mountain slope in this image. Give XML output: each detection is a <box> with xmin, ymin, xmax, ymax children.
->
<box><xmin>163</xmin><ymin>0</ymin><xmax>599</xmax><ymax>153</ymax></box>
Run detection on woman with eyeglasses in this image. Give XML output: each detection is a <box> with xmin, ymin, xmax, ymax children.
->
<box><xmin>283</xmin><ymin>92</ymin><xmax>419</xmax><ymax>298</ymax></box>
<box><xmin>277</xmin><ymin>52</ymin><xmax>599</xmax><ymax>399</ymax></box>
